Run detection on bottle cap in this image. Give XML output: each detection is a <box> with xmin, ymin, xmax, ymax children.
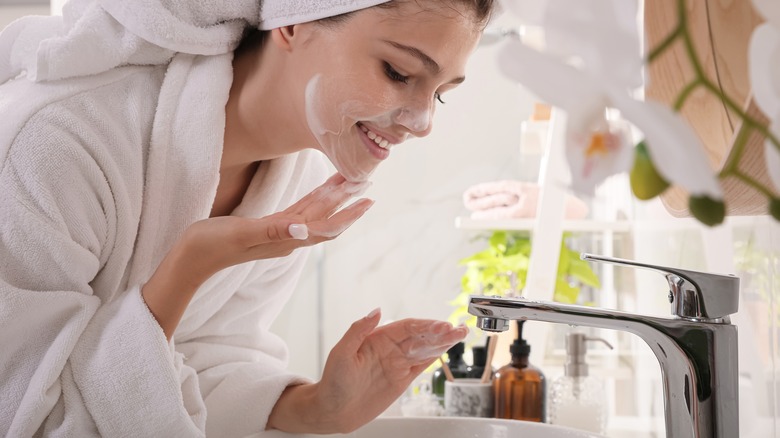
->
<box><xmin>472</xmin><ymin>345</ymin><xmax>487</xmax><ymax>367</ymax></box>
<box><xmin>510</xmin><ymin>320</ymin><xmax>531</xmax><ymax>358</ymax></box>
<box><xmin>447</xmin><ymin>342</ymin><xmax>465</xmax><ymax>359</ymax></box>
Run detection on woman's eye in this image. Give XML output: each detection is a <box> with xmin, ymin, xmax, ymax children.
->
<box><xmin>435</xmin><ymin>93</ymin><xmax>446</xmax><ymax>104</ymax></box>
<box><xmin>383</xmin><ymin>62</ymin><xmax>409</xmax><ymax>84</ymax></box>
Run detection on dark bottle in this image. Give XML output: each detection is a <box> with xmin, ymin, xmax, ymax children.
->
<box><xmin>432</xmin><ymin>342</ymin><xmax>469</xmax><ymax>404</ymax></box>
<box><xmin>467</xmin><ymin>343</ymin><xmax>490</xmax><ymax>379</ymax></box>
<box><xmin>493</xmin><ymin>321</ymin><xmax>546</xmax><ymax>422</ymax></box>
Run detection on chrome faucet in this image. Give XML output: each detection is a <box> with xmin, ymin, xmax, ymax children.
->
<box><xmin>468</xmin><ymin>253</ymin><xmax>740</xmax><ymax>438</ymax></box>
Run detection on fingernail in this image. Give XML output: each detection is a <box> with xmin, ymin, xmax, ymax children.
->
<box><xmin>288</xmin><ymin>224</ymin><xmax>309</xmax><ymax>240</ymax></box>
<box><xmin>362</xmin><ymin>198</ymin><xmax>376</xmax><ymax>209</ymax></box>
<box><xmin>366</xmin><ymin>307</ymin><xmax>381</xmax><ymax>319</ymax></box>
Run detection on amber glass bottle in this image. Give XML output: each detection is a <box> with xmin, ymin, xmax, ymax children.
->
<box><xmin>493</xmin><ymin>321</ymin><xmax>546</xmax><ymax>422</ymax></box>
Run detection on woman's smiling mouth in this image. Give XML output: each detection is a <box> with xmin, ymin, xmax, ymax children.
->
<box><xmin>357</xmin><ymin>122</ymin><xmax>397</xmax><ymax>159</ymax></box>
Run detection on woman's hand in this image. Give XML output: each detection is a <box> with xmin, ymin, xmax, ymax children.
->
<box><xmin>268</xmin><ymin>309</ymin><xmax>469</xmax><ymax>433</ymax></box>
<box><xmin>176</xmin><ymin>173</ymin><xmax>373</xmax><ymax>287</ymax></box>
<box><xmin>142</xmin><ymin>173</ymin><xmax>373</xmax><ymax>339</ymax></box>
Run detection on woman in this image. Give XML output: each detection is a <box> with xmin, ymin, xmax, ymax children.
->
<box><xmin>0</xmin><ymin>0</ymin><xmax>494</xmax><ymax>436</ymax></box>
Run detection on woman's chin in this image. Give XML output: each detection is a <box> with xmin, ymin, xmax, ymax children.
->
<box><xmin>332</xmin><ymin>162</ymin><xmax>379</xmax><ymax>184</ymax></box>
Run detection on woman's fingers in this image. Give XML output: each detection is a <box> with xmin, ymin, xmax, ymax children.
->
<box><xmin>390</xmin><ymin>319</ymin><xmax>468</xmax><ymax>364</ymax></box>
<box><xmin>283</xmin><ymin>173</ymin><xmax>344</xmax><ymax>215</ymax></box>
<box><xmin>238</xmin><ymin>197</ymin><xmax>373</xmax><ymax>249</ymax></box>
<box><xmin>288</xmin><ymin>173</ymin><xmax>371</xmax><ymax>220</ymax></box>
<box><xmin>234</xmin><ymin>216</ymin><xmax>300</xmax><ymax>246</ymax></box>
<box><xmin>334</xmin><ymin>308</ymin><xmax>383</xmax><ymax>357</ymax></box>
<box><xmin>306</xmin><ymin>198</ymin><xmax>374</xmax><ymax>238</ymax></box>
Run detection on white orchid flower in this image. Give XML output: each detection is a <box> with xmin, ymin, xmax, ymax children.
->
<box><xmin>498</xmin><ymin>0</ymin><xmax>723</xmax><ymax>200</ymax></box>
<box><xmin>749</xmin><ymin>0</ymin><xmax>780</xmax><ymax>193</ymax></box>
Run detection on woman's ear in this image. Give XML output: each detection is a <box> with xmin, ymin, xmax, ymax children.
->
<box><xmin>269</xmin><ymin>25</ymin><xmax>297</xmax><ymax>52</ymax></box>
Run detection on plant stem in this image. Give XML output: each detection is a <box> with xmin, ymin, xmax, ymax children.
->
<box><xmin>701</xmin><ymin>80</ymin><xmax>780</xmax><ymax>154</ymax></box>
<box><xmin>720</xmin><ymin>123</ymin><xmax>751</xmax><ymax>174</ymax></box>
<box><xmin>730</xmin><ymin>169</ymin><xmax>775</xmax><ymax>198</ymax></box>
<box><xmin>674</xmin><ymin>80</ymin><xmax>701</xmax><ymax>110</ymax></box>
<box><xmin>660</xmin><ymin>0</ymin><xmax>780</xmax><ymax>202</ymax></box>
<box><xmin>677</xmin><ymin>0</ymin><xmax>707</xmax><ymax>79</ymax></box>
<box><xmin>648</xmin><ymin>25</ymin><xmax>682</xmax><ymax>63</ymax></box>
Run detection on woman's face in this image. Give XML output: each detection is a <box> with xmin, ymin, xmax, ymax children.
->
<box><xmin>285</xmin><ymin>1</ymin><xmax>482</xmax><ymax>182</ymax></box>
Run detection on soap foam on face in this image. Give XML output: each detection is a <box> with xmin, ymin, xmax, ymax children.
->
<box><xmin>305</xmin><ymin>74</ymin><xmax>396</xmax><ymax>182</ymax></box>
<box><xmin>304</xmin><ymin>73</ymin><xmax>432</xmax><ymax>183</ymax></box>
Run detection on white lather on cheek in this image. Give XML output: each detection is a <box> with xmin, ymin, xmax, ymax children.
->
<box><xmin>305</xmin><ymin>75</ymin><xmax>334</xmax><ymax>136</ymax></box>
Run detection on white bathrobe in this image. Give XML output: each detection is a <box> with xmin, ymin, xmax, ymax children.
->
<box><xmin>0</xmin><ymin>49</ymin><xmax>328</xmax><ymax>437</ymax></box>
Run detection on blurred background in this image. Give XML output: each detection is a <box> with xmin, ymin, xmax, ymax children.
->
<box><xmin>2</xmin><ymin>1</ymin><xmax>778</xmax><ymax>437</ymax></box>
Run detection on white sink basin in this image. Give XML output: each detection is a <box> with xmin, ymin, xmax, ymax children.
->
<box><xmin>259</xmin><ymin>416</ymin><xmax>606</xmax><ymax>437</ymax></box>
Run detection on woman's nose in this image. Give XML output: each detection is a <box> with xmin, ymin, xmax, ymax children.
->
<box><xmin>394</xmin><ymin>99</ymin><xmax>434</xmax><ymax>137</ymax></box>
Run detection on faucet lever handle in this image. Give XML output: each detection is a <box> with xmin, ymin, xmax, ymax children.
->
<box><xmin>581</xmin><ymin>253</ymin><xmax>739</xmax><ymax>321</ymax></box>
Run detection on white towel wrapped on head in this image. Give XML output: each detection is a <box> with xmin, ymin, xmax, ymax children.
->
<box><xmin>0</xmin><ymin>0</ymin><xmax>391</xmax><ymax>83</ymax></box>
<box><xmin>260</xmin><ymin>0</ymin><xmax>391</xmax><ymax>29</ymax></box>
<box><xmin>463</xmin><ymin>180</ymin><xmax>590</xmax><ymax>220</ymax></box>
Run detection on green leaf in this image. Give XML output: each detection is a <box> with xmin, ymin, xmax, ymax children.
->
<box><xmin>557</xmin><ymin>243</ymin><xmax>571</xmax><ymax>275</ymax></box>
<box><xmin>770</xmin><ymin>198</ymin><xmax>780</xmax><ymax>221</ymax></box>
<box><xmin>689</xmin><ymin>195</ymin><xmax>726</xmax><ymax>226</ymax></box>
<box><xmin>554</xmin><ymin>278</ymin><xmax>579</xmax><ymax>304</ymax></box>
<box><xmin>452</xmin><ymin>229</ymin><xmax>603</xmax><ymax>326</ymax></box>
<box><xmin>459</xmin><ymin>248</ymin><xmax>497</xmax><ymax>264</ymax></box>
<box><xmin>630</xmin><ymin>141</ymin><xmax>670</xmax><ymax>200</ymax></box>
<box><xmin>568</xmin><ymin>257</ymin><xmax>601</xmax><ymax>287</ymax></box>
<box><xmin>489</xmin><ymin>231</ymin><xmax>507</xmax><ymax>253</ymax></box>
<box><xmin>501</xmin><ymin>253</ymin><xmax>531</xmax><ymax>271</ymax></box>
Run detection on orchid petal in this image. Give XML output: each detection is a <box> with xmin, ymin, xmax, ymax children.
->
<box><xmin>752</xmin><ymin>0</ymin><xmax>780</xmax><ymax>26</ymax></box>
<box><xmin>543</xmin><ymin>0</ymin><xmax>643</xmax><ymax>88</ymax></box>
<box><xmin>565</xmin><ymin>124</ymin><xmax>634</xmax><ymax>196</ymax></box>
<box><xmin>749</xmin><ymin>24</ymin><xmax>780</xmax><ymax>118</ymax></box>
<box><xmin>610</xmin><ymin>90</ymin><xmax>723</xmax><ymax>199</ymax></box>
<box><xmin>497</xmin><ymin>38</ymin><xmax>606</xmax><ymax>133</ymax></box>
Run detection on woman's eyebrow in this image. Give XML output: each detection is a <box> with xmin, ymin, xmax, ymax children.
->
<box><xmin>382</xmin><ymin>40</ymin><xmax>466</xmax><ymax>84</ymax></box>
<box><xmin>383</xmin><ymin>40</ymin><xmax>441</xmax><ymax>75</ymax></box>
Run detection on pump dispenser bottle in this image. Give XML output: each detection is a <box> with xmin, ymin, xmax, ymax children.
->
<box><xmin>548</xmin><ymin>332</ymin><xmax>614</xmax><ymax>434</ymax></box>
<box><xmin>432</xmin><ymin>342</ymin><xmax>469</xmax><ymax>403</ymax></box>
<box><xmin>493</xmin><ymin>321</ymin><xmax>546</xmax><ymax>422</ymax></box>
<box><xmin>467</xmin><ymin>344</ymin><xmax>488</xmax><ymax>379</ymax></box>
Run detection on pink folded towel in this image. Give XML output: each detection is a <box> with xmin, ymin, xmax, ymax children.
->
<box><xmin>463</xmin><ymin>180</ymin><xmax>589</xmax><ymax>220</ymax></box>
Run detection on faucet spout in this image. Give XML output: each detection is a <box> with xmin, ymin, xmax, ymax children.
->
<box><xmin>468</xmin><ymin>295</ymin><xmax>739</xmax><ymax>438</ymax></box>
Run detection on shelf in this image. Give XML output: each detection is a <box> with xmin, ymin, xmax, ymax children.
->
<box><xmin>455</xmin><ymin>217</ymin><xmax>633</xmax><ymax>233</ymax></box>
<box><xmin>455</xmin><ymin>215</ymin><xmax>776</xmax><ymax>233</ymax></box>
